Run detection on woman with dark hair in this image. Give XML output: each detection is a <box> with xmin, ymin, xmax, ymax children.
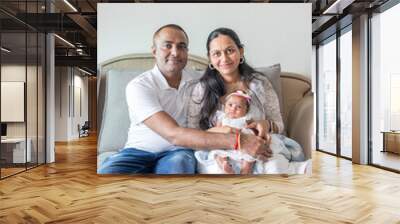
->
<box><xmin>185</xmin><ymin>27</ymin><xmax>305</xmax><ymax>174</ymax></box>
<box><xmin>187</xmin><ymin>27</ymin><xmax>283</xmax><ymax>135</ymax></box>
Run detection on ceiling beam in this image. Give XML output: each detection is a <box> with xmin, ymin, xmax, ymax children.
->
<box><xmin>13</xmin><ymin>13</ymin><xmax>82</xmax><ymax>32</ymax></box>
<box><xmin>55</xmin><ymin>55</ymin><xmax>96</xmax><ymax>69</ymax></box>
<box><xmin>312</xmin><ymin>15</ymin><xmax>335</xmax><ymax>33</ymax></box>
<box><xmin>67</xmin><ymin>13</ymin><xmax>97</xmax><ymax>36</ymax></box>
<box><xmin>322</xmin><ymin>0</ymin><xmax>355</xmax><ymax>14</ymax></box>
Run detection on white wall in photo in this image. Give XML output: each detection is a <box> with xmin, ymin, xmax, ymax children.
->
<box><xmin>98</xmin><ymin>3</ymin><xmax>312</xmax><ymax>77</ymax></box>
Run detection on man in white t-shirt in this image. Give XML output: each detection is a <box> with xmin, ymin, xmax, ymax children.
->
<box><xmin>98</xmin><ymin>24</ymin><xmax>272</xmax><ymax>174</ymax></box>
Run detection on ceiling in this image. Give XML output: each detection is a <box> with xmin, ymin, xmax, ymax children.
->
<box><xmin>0</xmin><ymin>0</ymin><xmax>391</xmax><ymax>75</ymax></box>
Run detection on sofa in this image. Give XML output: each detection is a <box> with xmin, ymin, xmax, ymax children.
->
<box><xmin>97</xmin><ymin>53</ymin><xmax>314</xmax><ymax>171</ymax></box>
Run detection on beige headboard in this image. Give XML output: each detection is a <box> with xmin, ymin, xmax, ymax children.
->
<box><xmin>99</xmin><ymin>53</ymin><xmax>208</xmax><ymax>74</ymax></box>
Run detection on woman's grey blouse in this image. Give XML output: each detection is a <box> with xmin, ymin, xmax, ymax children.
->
<box><xmin>183</xmin><ymin>73</ymin><xmax>284</xmax><ymax>134</ymax></box>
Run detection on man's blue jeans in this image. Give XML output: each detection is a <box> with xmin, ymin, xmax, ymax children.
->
<box><xmin>98</xmin><ymin>148</ymin><xmax>196</xmax><ymax>174</ymax></box>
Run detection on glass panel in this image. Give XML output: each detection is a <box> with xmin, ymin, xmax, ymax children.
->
<box><xmin>1</xmin><ymin>31</ymin><xmax>27</xmax><ymax>177</ymax></box>
<box><xmin>318</xmin><ymin>37</ymin><xmax>337</xmax><ymax>154</ymax></box>
<box><xmin>339</xmin><ymin>29</ymin><xmax>352</xmax><ymax>158</ymax></box>
<box><xmin>0</xmin><ymin>1</ymin><xmax>27</xmax><ymax>32</ymax></box>
<box><xmin>0</xmin><ymin>1</ymin><xmax>46</xmax><ymax>178</ymax></box>
<box><xmin>27</xmin><ymin>31</ymin><xmax>38</xmax><ymax>169</ymax></box>
<box><xmin>371</xmin><ymin>3</ymin><xmax>400</xmax><ymax>171</ymax></box>
<box><xmin>38</xmin><ymin>32</ymin><xmax>45</xmax><ymax>165</ymax></box>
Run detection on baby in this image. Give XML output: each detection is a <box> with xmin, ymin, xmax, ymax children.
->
<box><xmin>195</xmin><ymin>90</ymin><xmax>305</xmax><ymax>174</ymax></box>
<box><xmin>213</xmin><ymin>90</ymin><xmax>257</xmax><ymax>174</ymax></box>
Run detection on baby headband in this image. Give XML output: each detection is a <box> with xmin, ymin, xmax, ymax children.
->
<box><xmin>226</xmin><ymin>90</ymin><xmax>252</xmax><ymax>103</ymax></box>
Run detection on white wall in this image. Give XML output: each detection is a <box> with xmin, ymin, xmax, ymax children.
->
<box><xmin>1</xmin><ymin>82</ymin><xmax>25</xmax><ymax>122</ymax></box>
<box><xmin>1</xmin><ymin>66</ymin><xmax>26</xmax><ymax>127</ymax></box>
<box><xmin>98</xmin><ymin>3</ymin><xmax>311</xmax><ymax>77</ymax></box>
<box><xmin>55</xmin><ymin>67</ymin><xmax>89</xmax><ymax>141</ymax></box>
<box><xmin>55</xmin><ymin>67</ymin><xmax>69</xmax><ymax>141</ymax></box>
<box><xmin>72</xmin><ymin>73</ymin><xmax>89</xmax><ymax>138</ymax></box>
<box><xmin>1</xmin><ymin>65</ymin><xmax>26</xmax><ymax>81</ymax></box>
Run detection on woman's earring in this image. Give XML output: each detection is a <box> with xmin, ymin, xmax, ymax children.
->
<box><xmin>208</xmin><ymin>63</ymin><xmax>215</xmax><ymax>70</ymax></box>
<box><xmin>240</xmin><ymin>57</ymin><xmax>245</xmax><ymax>64</ymax></box>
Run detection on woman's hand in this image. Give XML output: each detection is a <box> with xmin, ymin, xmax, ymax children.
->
<box><xmin>207</xmin><ymin>126</ymin><xmax>239</xmax><ymax>134</ymax></box>
<box><xmin>246</xmin><ymin>119</ymin><xmax>271</xmax><ymax>139</ymax></box>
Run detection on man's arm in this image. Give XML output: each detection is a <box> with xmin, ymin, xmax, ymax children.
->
<box><xmin>143</xmin><ymin>111</ymin><xmax>272</xmax><ymax>160</ymax></box>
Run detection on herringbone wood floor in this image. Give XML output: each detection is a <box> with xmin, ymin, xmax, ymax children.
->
<box><xmin>1</xmin><ymin>135</ymin><xmax>400</xmax><ymax>223</ymax></box>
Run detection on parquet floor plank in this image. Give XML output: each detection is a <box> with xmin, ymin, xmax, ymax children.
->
<box><xmin>1</xmin><ymin>134</ymin><xmax>400</xmax><ymax>223</ymax></box>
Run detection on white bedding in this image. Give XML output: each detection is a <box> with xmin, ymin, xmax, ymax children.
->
<box><xmin>195</xmin><ymin>150</ymin><xmax>312</xmax><ymax>175</ymax></box>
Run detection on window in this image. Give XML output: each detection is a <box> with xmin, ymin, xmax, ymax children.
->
<box><xmin>317</xmin><ymin>36</ymin><xmax>337</xmax><ymax>154</ymax></box>
<box><xmin>370</xmin><ymin>2</ymin><xmax>400</xmax><ymax>171</ymax></box>
<box><xmin>316</xmin><ymin>25</ymin><xmax>353</xmax><ymax>159</ymax></box>
<box><xmin>339</xmin><ymin>29</ymin><xmax>352</xmax><ymax>158</ymax></box>
<box><xmin>390</xmin><ymin>74</ymin><xmax>400</xmax><ymax>130</ymax></box>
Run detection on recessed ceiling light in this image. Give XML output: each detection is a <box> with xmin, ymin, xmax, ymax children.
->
<box><xmin>78</xmin><ymin>67</ymin><xmax>93</xmax><ymax>76</ymax></box>
<box><xmin>54</xmin><ymin>34</ymin><xmax>75</xmax><ymax>48</ymax></box>
<box><xmin>323</xmin><ymin>0</ymin><xmax>355</xmax><ymax>15</ymax></box>
<box><xmin>63</xmin><ymin>0</ymin><xmax>78</xmax><ymax>12</ymax></box>
<box><xmin>1</xmin><ymin>47</ymin><xmax>11</xmax><ymax>53</ymax></box>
